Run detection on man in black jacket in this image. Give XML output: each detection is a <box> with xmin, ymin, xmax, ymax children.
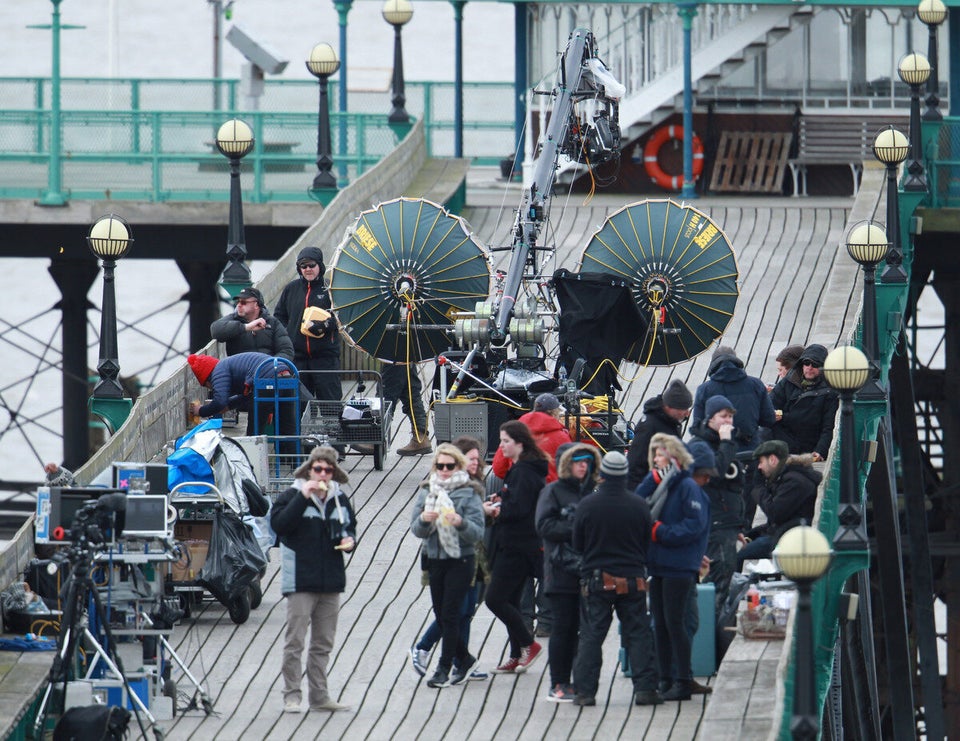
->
<box><xmin>572</xmin><ymin>451</ymin><xmax>661</xmax><ymax>707</ymax></box>
<box><xmin>737</xmin><ymin>440</ymin><xmax>822</xmax><ymax>568</ymax></box>
<box><xmin>769</xmin><ymin>343</ymin><xmax>839</xmax><ymax>461</ymax></box>
<box><xmin>274</xmin><ymin>246</ymin><xmax>342</xmax><ymax>402</ymax></box>
<box><xmin>211</xmin><ymin>287</ymin><xmax>294</xmax><ymax>360</ymax></box>
<box><xmin>626</xmin><ymin>379</ymin><xmax>692</xmax><ymax>490</ymax></box>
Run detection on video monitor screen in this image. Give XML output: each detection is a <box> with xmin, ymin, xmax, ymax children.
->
<box><xmin>121</xmin><ymin>495</ymin><xmax>169</xmax><ymax>538</ymax></box>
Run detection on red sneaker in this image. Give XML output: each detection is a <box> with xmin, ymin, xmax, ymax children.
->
<box><xmin>494</xmin><ymin>657</ymin><xmax>520</xmax><ymax>673</ymax></box>
<box><xmin>516</xmin><ymin>641</ymin><xmax>543</xmax><ymax>673</ymax></box>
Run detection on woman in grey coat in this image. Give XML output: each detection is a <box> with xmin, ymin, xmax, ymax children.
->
<box><xmin>410</xmin><ymin>443</ymin><xmax>485</xmax><ymax>688</ymax></box>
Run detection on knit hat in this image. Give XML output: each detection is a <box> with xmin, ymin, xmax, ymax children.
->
<box><xmin>775</xmin><ymin>344</ymin><xmax>805</xmax><ymax>368</ymax></box>
<box><xmin>292</xmin><ymin>445</ymin><xmax>349</xmax><ymax>484</ymax></box>
<box><xmin>236</xmin><ymin>287</ymin><xmax>264</xmax><ymax>306</ymax></box>
<box><xmin>188</xmin><ymin>354</ymin><xmax>218</xmax><ymax>385</ymax></box>
<box><xmin>296</xmin><ymin>246</ymin><xmax>325</xmax><ymax>276</ymax></box>
<box><xmin>599</xmin><ymin>451</ymin><xmax>629</xmax><ymax>478</ymax></box>
<box><xmin>686</xmin><ymin>440</ymin><xmax>719</xmax><ymax>477</ymax></box>
<box><xmin>534</xmin><ymin>393</ymin><xmax>561</xmax><ymax>412</ymax></box>
<box><xmin>661</xmin><ymin>379</ymin><xmax>693</xmax><ymax>410</ymax></box>
<box><xmin>705</xmin><ymin>394</ymin><xmax>737</xmax><ymax>420</ymax></box>
<box><xmin>753</xmin><ymin>439</ymin><xmax>789</xmax><ymax>460</ymax></box>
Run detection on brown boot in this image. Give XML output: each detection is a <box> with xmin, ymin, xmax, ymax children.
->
<box><xmin>396</xmin><ymin>433</ymin><xmax>432</xmax><ymax>456</ymax></box>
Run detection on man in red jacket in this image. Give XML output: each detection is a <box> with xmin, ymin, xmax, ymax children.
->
<box><xmin>491</xmin><ymin>393</ymin><xmax>572</xmax><ymax>483</ymax></box>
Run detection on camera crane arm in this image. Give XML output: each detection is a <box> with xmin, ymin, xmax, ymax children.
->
<box><xmin>490</xmin><ymin>27</ymin><xmax>621</xmax><ymax>346</ymax></box>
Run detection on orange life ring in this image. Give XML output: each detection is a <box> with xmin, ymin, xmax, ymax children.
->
<box><xmin>643</xmin><ymin>125</ymin><xmax>704</xmax><ymax>191</ymax></box>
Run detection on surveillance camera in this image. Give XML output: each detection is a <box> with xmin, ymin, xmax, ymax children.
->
<box><xmin>226</xmin><ymin>25</ymin><xmax>288</xmax><ymax>75</ymax></box>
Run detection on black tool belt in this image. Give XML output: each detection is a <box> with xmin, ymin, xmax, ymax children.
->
<box><xmin>585</xmin><ymin>569</ymin><xmax>647</xmax><ymax>595</ymax></box>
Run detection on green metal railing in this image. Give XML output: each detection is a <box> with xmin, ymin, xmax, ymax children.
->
<box><xmin>0</xmin><ymin>77</ymin><xmax>517</xmax><ymax>203</ymax></box>
<box><xmin>929</xmin><ymin>117</ymin><xmax>960</xmax><ymax>208</ymax></box>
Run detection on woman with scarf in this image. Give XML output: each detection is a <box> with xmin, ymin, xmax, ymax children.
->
<box><xmin>485</xmin><ymin>420</ymin><xmax>549</xmax><ymax>673</ymax></box>
<box><xmin>410</xmin><ymin>444</ymin><xmax>486</xmax><ymax>688</ymax></box>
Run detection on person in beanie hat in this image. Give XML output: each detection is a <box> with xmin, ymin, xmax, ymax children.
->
<box><xmin>691</xmin><ymin>345</ymin><xmax>776</xmax><ymax>454</ymax></box>
<box><xmin>211</xmin><ymin>286</ymin><xmax>294</xmax><ymax>360</ymax></box>
<box><xmin>274</xmin><ymin>246</ymin><xmax>342</xmax><ymax>402</ymax></box>
<box><xmin>635</xmin><ymin>433</ymin><xmax>709</xmax><ymax>702</ymax></box>
<box><xmin>536</xmin><ymin>442</ymin><xmax>602</xmax><ymax>702</ymax></box>
<box><xmin>571</xmin><ymin>450</ymin><xmax>660</xmax><ymax>707</ymax></box>
<box><xmin>271</xmin><ymin>445</ymin><xmax>356</xmax><ymax>713</ymax></box>
<box><xmin>626</xmin><ymin>379</ymin><xmax>692</xmax><ymax>490</ymax></box>
<box><xmin>769</xmin><ymin>343</ymin><xmax>839</xmax><ymax>461</ymax></box>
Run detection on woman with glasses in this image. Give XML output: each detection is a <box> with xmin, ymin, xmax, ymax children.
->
<box><xmin>768</xmin><ymin>343</ymin><xmax>839</xmax><ymax>462</ymax></box>
<box><xmin>271</xmin><ymin>445</ymin><xmax>356</xmax><ymax>713</ymax></box>
<box><xmin>410</xmin><ymin>443</ymin><xmax>486</xmax><ymax>688</ymax></box>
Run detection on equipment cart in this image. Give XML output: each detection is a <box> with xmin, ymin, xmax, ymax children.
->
<box><xmin>165</xmin><ymin>482</ymin><xmax>267</xmax><ymax>624</ymax></box>
<box><xmin>300</xmin><ymin>370</ymin><xmax>392</xmax><ymax>470</ymax></box>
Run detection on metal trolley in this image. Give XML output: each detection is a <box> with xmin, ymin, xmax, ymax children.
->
<box><xmin>299</xmin><ymin>370</ymin><xmax>392</xmax><ymax>470</ymax></box>
<box><xmin>165</xmin><ymin>482</ymin><xmax>266</xmax><ymax>624</ymax></box>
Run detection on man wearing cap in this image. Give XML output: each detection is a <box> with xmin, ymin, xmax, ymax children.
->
<box><xmin>768</xmin><ymin>343</ymin><xmax>839</xmax><ymax>462</ymax></box>
<box><xmin>737</xmin><ymin>439</ymin><xmax>821</xmax><ymax>569</ymax></box>
<box><xmin>571</xmin><ymin>451</ymin><xmax>661</xmax><ymax>707</ymax></box>
<box><xmin>211</xmin><ymin>287</ymin><xmax>294</xmax><ymax>360</ymax></box>
<box><xmin>688</xmin><ymin>396</ymin><xmax>743</xmax><ymax>610</ymax></box>
<box><xmin>626</xmin><ymin>379</ymin><xmax>692</xmax><ymax>491</ymax></box>
<box><xmin>492</xmin><ymin>393</ymin><xmax>572</xmax><ymax>484</ymax></box>
<box><xmin>691</xmin><ymin>346</ymin><xmax>776</xmax><ymax>454</ymax></box>
<box><xmin>274</xmin><ymin>246</ymin><xmax>342</xmax><ymax>402</ymax></box>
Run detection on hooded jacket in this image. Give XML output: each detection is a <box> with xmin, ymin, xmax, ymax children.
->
<box><xmin>491</xmin><ymin>410</ymin><xmax>572</xmax><ymax>483</ymax></box>
<box><xmin>626</xmin><ymin>395</ymin><xmax>686</xmax><ymax>490</ymax></box>
<box><xmin>210</xmin><ymin>305</ymin><xmax>294</xmax><ymax>360</ymax></box>
<box><xmin>271</xmin><ymin>476</ymin><xmax>356</xmax><ymax>595</ymax></box>
<box><xmin>273</xmin><ymin>246</ymin><xmax>340</xmax><ymax>363</ymax></box>
<box><xmin>752</xmin><ymin>454</ymin><xmax>822</xmax><ymax>540</ymax></box>
<box><xmin>635</xmin><ymin>433</ymin><xmax>710</xmax><ymax>578</ymax></box>
<box><xmin>692</xmin><ymin>350</ymin><xmax>776</xmax><ymax>452</ymax></box>
<box><xmin>769</xmin><ymin>344</ymin><xmax>839</xmax><ymax>458</ymax></box>
<box><xmin>687</xmin><ymin>419</ymin><xmax>745</xmax><ymax>531</ymax></box>
<box><xmin>535</xmin><ymin>443</ymin><xmax>602</xmax><ymax>594</ymax></box>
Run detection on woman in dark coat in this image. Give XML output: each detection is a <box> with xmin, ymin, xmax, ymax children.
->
<box><xmin>535</xmin><ymin>442</ymin><xmax>601</xmax><ymax>702</ymax></box>
<box><xmin>485</xmin><ymin>420</ymin><xmax>548</xmax><ymax>674</ymax></box>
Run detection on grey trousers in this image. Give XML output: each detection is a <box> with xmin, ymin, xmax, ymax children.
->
<box><xmin>282</xmin><ymin>592</ymin><xmax>340</xmax><ymax>705</ymax></box>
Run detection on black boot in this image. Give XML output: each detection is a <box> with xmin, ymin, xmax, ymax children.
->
<box><xmin>661</xmin><ymin>680</ymin><xmax>692</xmax><ymax>701</ymax></box>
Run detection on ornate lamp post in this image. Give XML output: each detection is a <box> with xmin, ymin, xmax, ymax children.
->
<box><xmin>917</xmin><ymin>0</ymin><xmax>947</xmax><ymax>122</ymax></box>
<box><xmin>87</xmin><ymin>214</ymin><xmax>135</xmax><ymax>432</ymax></box>
<box><xmin>216</xmin><ymin>118</ymin><xmax>255</xmax><ymax>297</ymax></box>
<box><xmin>845</xmin><ymin>221</ymin><xmax>889</xmax><ymax>401</ymax></box>
<box><xmin>774</xmin><ymin>526</ymin><xmax>833</xmax><ymax>741</ymax></box>
<box><xmin>872</xmin><ymin>126</ymin><xmax>910</xmax><ymax>284</ymax></box>
<box><xmin>897</xmin><ymin>52</ymin><xmax>931</xmax><ymax>192</ymax></box>
<box><xmin>823</xmin><ymin>346</ymin><xmax>871</xmax><ymax>550</ymax></box>
<box><xmin>306</xmin><ymin>42</ymin><xmax>340</xmax><ymax>193</ymax></box>
<box><xmin>382</xmin><ymin>0</ymin><xmax>413</xmax><ymax>124</ymax></box>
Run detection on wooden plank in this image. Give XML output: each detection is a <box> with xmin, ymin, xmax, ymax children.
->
<box><xmin>709</xmin><ymin>132</ymin><xmax>792</xmax><ymax>194</ymax></box>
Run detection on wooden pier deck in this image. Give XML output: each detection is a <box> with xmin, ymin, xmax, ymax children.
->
<box><xmin>153</xmin><ymin>191</ymin><xmax>860</xmax><ymax>741</ymax></box>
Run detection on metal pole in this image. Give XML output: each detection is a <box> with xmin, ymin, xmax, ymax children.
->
<box><xmin>388</xmin><ymin>24</ymin><xmax>410</xmax><ymax>123</ymax></box>
<box><xmin>791</xmin><ymin>579</ymin><xmax>818</xmax><ymax>740</ymax></box>
<box><xmin>923</xmin><ymin>19</ymin><xmax>942</xmax><ymax>121</ymax></box>
<box><xmin>678</xmin><ymin>3</ymin><xmax>698</xmax><ymax>199</ymax></box>
<box><xmin>513</xmin><ymin>3</ymin><xmax>527</xmax><ymax>175</ymax></box>
<box><xmin>834</xmin><ymin>389</ymin><xmax>869</xmax><ymax>549</ymax></box>
<box><xmin>221</xmin><ymin>155</ymin><xmax>251</xmax><ymax>286</ymax></box>
<box><xmin>856</xmin><ymin>264</ymin><xmax>887</xmax><ymax>401</ymax></box>
<box><xmin>335</xmin><ymin>0</ymin><xmax>352</xmax><ymax>182</ymax></box>
<box><xmin>313</xmin><ymin>74</ymin><xmax>336</xmax><ymax>189</ymax></box>
<box><xmin>904</xmin><ymin>80</ymin><xmax>928</xmax><ymax>191</ymax></box>
<box><xmin>39</xmin><ymin>0</ymin><xmax>66</xmax><ymax>207</ymax></box>
<box><xmin>452</xmin><ymin>0</ymin><xmax>465</xmax><ymax>158</ymax></box>
<box><xmin>212</xmin><ymin>0</ymin><xmax>223</xmax><ymax>111</ymax></box>
<box><xmin>93</xmin><ymin>260</ymin><xmax>124</xmax><ymax>399</ymax></box>
<box><xmin>880</xmin><ymin>161</ymin><xmax>907</xmax><ymax>283</ymax></box>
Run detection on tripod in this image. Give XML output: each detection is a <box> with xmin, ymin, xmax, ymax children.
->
<box><xmin>33</xmin><ymin>505</ymin><xmax>165</xmax><ymax>740</ymax></box>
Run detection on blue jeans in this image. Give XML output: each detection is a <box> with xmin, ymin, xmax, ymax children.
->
<box><xmin>417</xmin><ymin>582</ymin><xmax>480</xmax><ymax>667</ymax></box>
<box><xmin>736</xmin><ymin>535</ymin><xmax>775</xmax><ymax>570</ymax></box>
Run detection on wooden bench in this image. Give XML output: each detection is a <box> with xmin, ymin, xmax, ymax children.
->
<box><xmin>787</xmin><ymin>114</ymin><xmax>909</xmax><ymax>196</ymax></box>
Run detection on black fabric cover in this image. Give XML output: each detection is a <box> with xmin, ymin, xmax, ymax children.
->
<box><xmin>53</xmin><ymin>705</ymin><xmax>130</xmax><ymax>740</ymax></box>
<box><xmin>552</xmin><ymin>269</ymin><xmax>647</xmax><ymax>394</ymax></box>
<box><xmin>197</xmin><ymin>509</ymin><xmax>267</xmax><ymax>605</ymax></box>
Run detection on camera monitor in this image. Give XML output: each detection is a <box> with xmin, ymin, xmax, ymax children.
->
<box><xmin>120</xmin><ymin>495</ymin><xmax>170</xmax><ymax>539</ymax></box>
<box><xmin>35</xmin><ymin>487</ymin><xmax>125</xmax><ymax>544</ymax></box>
<box><xmin>112</xmin><ymin>462</ymin><xmax>169</xmax><ymax>496</ymax></box>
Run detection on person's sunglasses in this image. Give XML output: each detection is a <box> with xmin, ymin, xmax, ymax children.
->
<box><xmin>802</xmin><ymin>360</ymin><xmax>821</xmax><ymax>368</ymax></box>
<box><xmin>235</xmin><ymin>298</ymin><xmax>257</xmax><ymax>305</ymax></box>
<box><xmin>312</xmin><ymin>464</ymin><xmax>334</xmax><ymax>473</ymax></box>
<box><xmin>299</xmin><ymin>262</ymin><xmax>319</xmax><ymax>269</ymax></box>
<box><xmin>435</xmin><ymin>462</ymin><xmax>458</xmax><ymax>471</ymax></box>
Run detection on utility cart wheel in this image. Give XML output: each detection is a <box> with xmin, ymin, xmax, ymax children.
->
<box><xmin>228</xmin><ymin>589</ymin><xmax>251</xmax><ymax>624</ymax></box>
<box><xmin>249</xmin><ymin>580</ymin><xmax>263</xmax><ymax>610</ymax></box>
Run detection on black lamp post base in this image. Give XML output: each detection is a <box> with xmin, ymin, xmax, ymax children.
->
<box><xmin>92</xmin><ymin>377</ymin><xmax>125</xmax><ymax>399</ymax></box>
<box><xmin>855</xmin><ymin>379</ymin><xmax>887</xmax><ymax>402</ymax></box>
<box><xmin>902</xmin><ymin>169</ymin><xmax>928</xmax><ymax>193</ymax></box>
<box><xmin>312</xmin><ymin>171</ymin><xmax>338</xmax><ymax>190</ymax></box>
<box><xmin>388</xmin><ymin>108</ymin><xmax>411</xmax><ymax>124</ymax></box>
